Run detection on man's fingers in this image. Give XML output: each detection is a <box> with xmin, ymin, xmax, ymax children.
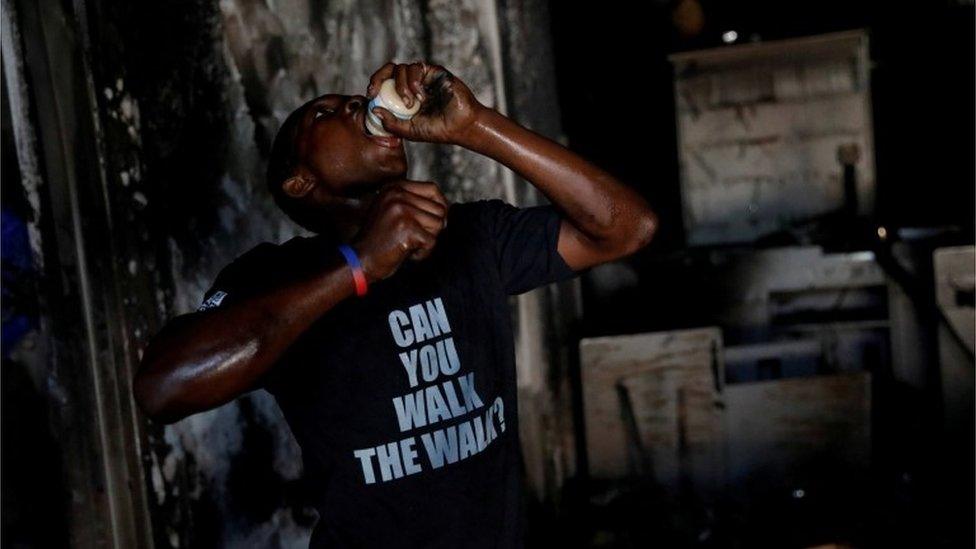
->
<box><xmin>380</xmin><ymin>179</ymin><xmax>449</xmax><ymax>232</ymax></box>
<box><xmin>394</xmin><ymin>64</ymin><xmax>413</xmax><ymax>108</ymax></box>
<box><xmin>370</xmin><ymin>61</ymin><xmax>446</xmax><ymax>104</ymax></box>
<box><xmin>368</xmin><ymin>62</ymin><xmax>395</xmax><ymax>97</ymax></box>
<box><xmin>406</xmin><ymin>63</ymin><xmax>426</xmax><ymax>101</ymax></box>
<box><xmin>421</xmin><ymin>64</ymin><xmax>449</xmax><ymax>87</ymax></box>
<box><xmin>371</xmin><ymin>108</ymin><xmax>411</xmax><ymax>136</ymax></box>
<box><xmin>409</xmin><ymin>246</ymin><xmax>435</xmax><ymax>261</ymax></box>
<box><xmin>398</xmin><ymin>200</ymin><xmax>444</xmax><ymax>235</ymax></box>
<box><xmin>401</xmin><ymin>184</ymin><xmax>448</xmax><ymax>211</ymax></box>
<box><xmin>422</xmin><ymin>65</ymin><xmax>455</xmax><ymax>102</ymax></box>
<box><xmin>395</xmin><ymin>180</ymin><xmax>449</xmax><ymax>209</ymax></box>
<box><xmin>405</xmin><ymin>220</ymin><xmax>437</xmax><ymax>261</ymax></box>
<box><xmin>396</xmin><ymin>189</ymin><xmax>447</xmax><ymax>220</ymax></box>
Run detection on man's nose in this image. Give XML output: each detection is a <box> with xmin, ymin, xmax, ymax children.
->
<box><xmin>345</xmin><ymin>95</ymin><xmax>368</xmax><ymax>114</ymax></box>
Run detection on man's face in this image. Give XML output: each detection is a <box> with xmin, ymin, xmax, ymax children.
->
<box><xmin>296</xmin><ymin>94</ymin><xmax>407</xmax><ymax>197</ymax></box>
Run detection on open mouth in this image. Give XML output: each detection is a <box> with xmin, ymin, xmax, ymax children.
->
<box><xmin>357</xmin><ymin>104</ymin><xmax>403</xmax><ymax>149</ymax></box>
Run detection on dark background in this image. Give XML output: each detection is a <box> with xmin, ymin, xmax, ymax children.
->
<box><xmin>552</xmin><ymin>0</ymin><xmax>974</xmax><ymax>252</ymax></box>
<box><xmin>547</xmin><ymin>2</ymin><xmax>974</xmax><ymax>547</ymax></box>
<box><xmin>550</xmin><ymin>0</ymin><xmax>974</xmax><ymax>336</ymax></box>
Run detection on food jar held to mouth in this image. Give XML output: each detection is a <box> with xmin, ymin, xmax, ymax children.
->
<box><xmin>365</xmin><ymin>79</ymin><xmax>422</xmax><ymax>137</ymax></box>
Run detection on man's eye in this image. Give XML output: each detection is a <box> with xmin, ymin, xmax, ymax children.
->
<box><xmin>314</xmin><ymin>109</ymin><xmax>335</xmax><ymax>120</ymax></box>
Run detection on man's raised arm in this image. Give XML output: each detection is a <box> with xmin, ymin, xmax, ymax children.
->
<box><xmin>369</xmin><ymin>62</ymin><xmax>657</xmax><ymax>271</ymax></box>
<box><xmin>134</xmin><ymin>180</ymin><xmax>447</xmax><ymax>423</ymax></box>
<box><xmin>460</xmin><ymin>109</ymin><xmax>658</xmax><ymax>270</ymax></box>
<box><xmin>134</xmin><ymin>261</ymin><xmax>356</xmax><ymax>424</ymax></box>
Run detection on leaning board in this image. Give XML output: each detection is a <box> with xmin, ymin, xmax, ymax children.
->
<box><xmin>580</xmin><ymin>328</ymin><xmax>724</xmax><ymax>491</ymax></box>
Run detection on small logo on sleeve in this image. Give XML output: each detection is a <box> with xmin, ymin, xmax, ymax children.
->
<box><xmin>197</xmin><ymin>290</ymin><xmax>228</xmax><ymax>311</ymax></box>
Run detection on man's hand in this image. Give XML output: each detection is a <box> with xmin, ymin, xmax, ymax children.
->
<box><xmin>367</xmin><ymin>61</ymin><xmax>486</xmax><ymax>146</ymax></box>
<box><xmin>352</xmin><ymin>179</ymin><xmax>449</xmax><ymax>282</ymax></box>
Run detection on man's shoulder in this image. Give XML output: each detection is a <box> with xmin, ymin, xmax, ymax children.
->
<box><xmin>447</xmin><ymin>199</ymin><xmax>512</xmax><ymax>233</ymax></box>
<box><xmin>450</xmin><ymin>198</ymin><xmax>507</xmax><ymax>215</ymax></box>
<box><xmin>444</xmin><ymin>201</ymin><xmax>490</xmax><ymax>244</ymax></box>
<box><xmin>213</xmin><ymin>236</ymin><xmax>317</xmax><ymax>283</ymax></box>
<box><xmin>235</xmin><ymin>240</ymin><xmax>284</xmax><ymax>263</ymax></box>
<box><xmin>229</xmin><ymin>235</ymin><xmax>317</xmax><ymax>265</ymax></box>
<box><xmin>199</xmin><ymin>237</ymin><xmax>314</xmax><ymax>311</ymax></box>
<box><xmin>220</xmin><ymin>240</ymin><xmax>282</xmax><ymax>274</ymax></box>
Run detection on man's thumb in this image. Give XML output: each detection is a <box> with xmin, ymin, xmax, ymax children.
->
<box><xmin>372</xmin><ymin>108</ymin><xmax>409</xmax><ymax>136</ymax></box>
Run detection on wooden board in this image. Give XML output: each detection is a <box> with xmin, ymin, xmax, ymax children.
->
<box><xmin>724</xmin><ymin>372</ymin><xmax>871</xmax><ymax>485</ymax></box>
<box><xmin>934</xmin><ymin>246</ymin><xmax>975</xmax><ymax>430</ymax></box>
<box><xmin>580</xmin><ymin>328</ymin><xmax>724</xmax><ymax>489</ymax></box>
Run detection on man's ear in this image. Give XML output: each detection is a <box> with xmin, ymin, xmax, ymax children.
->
<box><xmin>282</xmin><ymin>170</ymin><xmax>317</xmax><ymax>198</ymax></box>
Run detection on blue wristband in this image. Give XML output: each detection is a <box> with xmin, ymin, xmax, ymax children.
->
<box><xmin>338</xmin><ymin>244</ymin><xmax>368</xmax><ymax>296</ymax></box>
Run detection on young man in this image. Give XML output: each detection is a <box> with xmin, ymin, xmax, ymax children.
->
<box><xmin>135</xmin><ymin>61</ymin><xmax>656</xmax><ymax>548</ymax></box>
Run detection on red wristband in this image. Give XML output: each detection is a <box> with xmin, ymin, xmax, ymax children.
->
<box><xmin>338</xmin><ymin>244</ymin><xmax>368</xmax><ymax>297</ymax></box>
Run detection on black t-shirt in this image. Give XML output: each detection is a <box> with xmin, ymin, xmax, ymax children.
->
<box><xmin>198</xmin><ymin>199</ymin><xmax>577</xmax><ymax>548</ymax></box>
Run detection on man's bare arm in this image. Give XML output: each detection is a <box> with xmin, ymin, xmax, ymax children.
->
<box><xmin>460</xmin><ymin>109</ymin><xmax>657</xmax><ymax>270</ymax></box>
<box><xmin>134</xmin><ymin>263</ymin><xmax>356</xmax><ymax>423</ymax></box>
<box><xmin>370</xmin><ymin>62</ymin><xmax>657</xmax><ymax>270</ymax></box>
<box><xmin>134</xmin><ymin>180</ymin><xmax>448</xmax><ymax>423</ymax></box>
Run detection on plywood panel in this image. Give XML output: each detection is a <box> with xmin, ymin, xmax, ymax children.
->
<box><xmin>672</xmin><ymin>31</ymin><xmax>875</xmax><ymax>245</ymax></box>
<box><xmin>580</xmin><ymin>328</ymin><xmax>724</xmax><ymax>486</ymax></box>
<box><xmin>934</xmin><ymin>246</ymin><xmax>975</xmax><ymax>429</ymax></box>
<box><xmin>724</xmin><ymin>372</ymin><xmax>871</xmax><ymax>485</ymax></box>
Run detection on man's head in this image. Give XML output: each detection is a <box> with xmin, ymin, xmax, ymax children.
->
<box><xmin>267</xmin><ymin>94</ymin><xmax>408</xmax><ymax>234</ymax></box>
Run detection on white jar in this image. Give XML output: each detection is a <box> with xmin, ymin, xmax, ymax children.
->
<box><xmin>365</xmin><ymin>79</ymin><xmax>421</xmax><ymax>136</ymax></box>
